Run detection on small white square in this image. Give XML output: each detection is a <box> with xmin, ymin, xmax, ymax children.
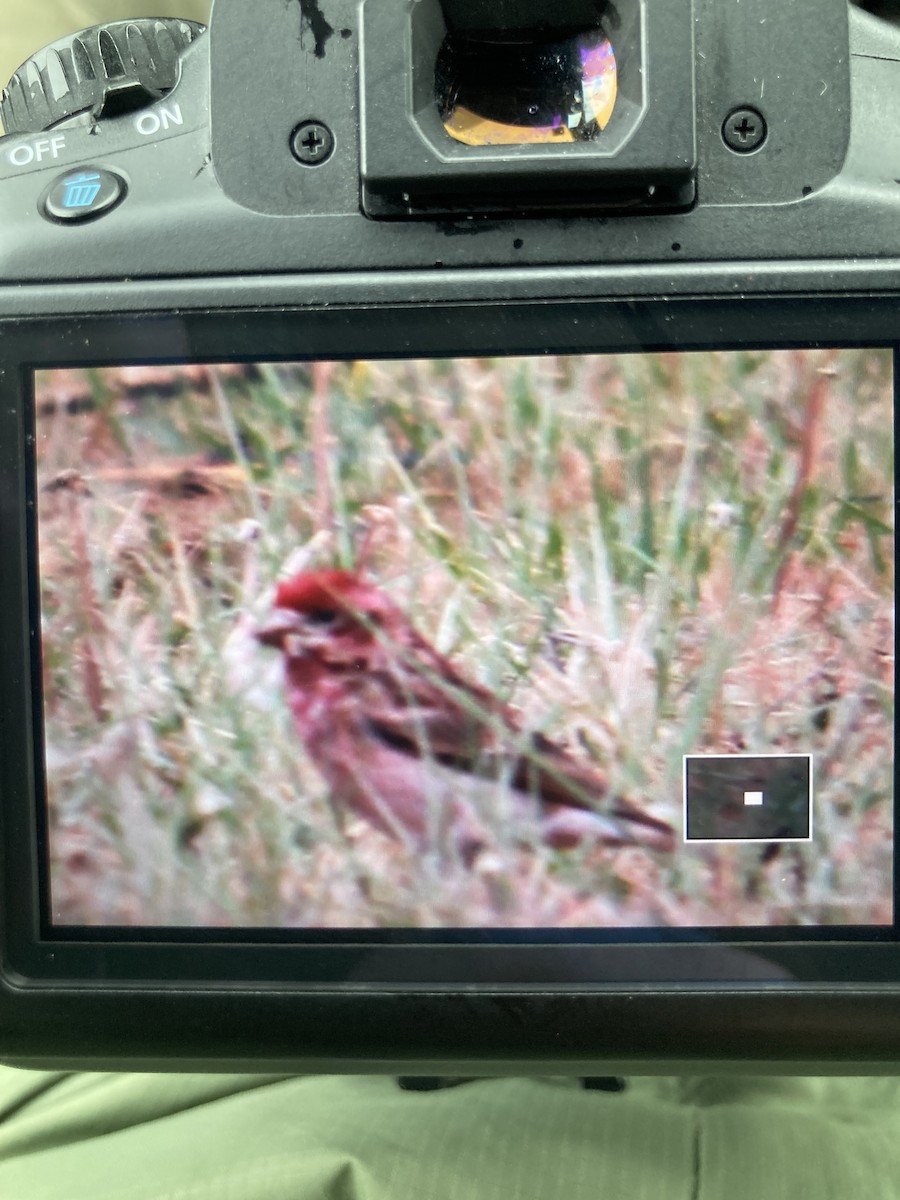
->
<box><xmin>743</xmin><ymin>790</ymin><xmax>764</xmax><ymax>807</ymax></box>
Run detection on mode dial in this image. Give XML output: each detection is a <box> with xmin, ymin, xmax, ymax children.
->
<box><xmin>0</xmin><ymin>19</ymin><xmax>206</xmax><ymax>135</ymax></box>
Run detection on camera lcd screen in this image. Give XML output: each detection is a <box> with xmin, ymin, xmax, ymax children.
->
<box><xmin>33</xmin><ymin>347</ymin><xmax>895</xmax><ymax>935</ymax></box>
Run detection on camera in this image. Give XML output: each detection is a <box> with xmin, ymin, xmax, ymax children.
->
<box><xmin>0</xmin><ymin>0</ymin><xmax>898</xmax><ymax>1073</ymax></box>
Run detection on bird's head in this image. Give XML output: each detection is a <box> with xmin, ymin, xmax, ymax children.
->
<box><xmin>256</xmin><ymin>568</ymin><xmax>398</xmax><ymax>657</ymax></box>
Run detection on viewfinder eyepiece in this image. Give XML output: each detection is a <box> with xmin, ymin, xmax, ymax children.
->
<box><xmin>360</xmin><ymin>0</ymin><xmax>696</xmax><ymax>218</ymax></box>
<box><xmin>435</xmin><ymin>28</ymin><xmax>617</xmax><ymax>146</ymax></box>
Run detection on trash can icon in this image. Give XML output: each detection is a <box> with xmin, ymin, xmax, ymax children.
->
<box><xmin>61</xmin><ymin>173</ymin><xmax>103</xmax><ymax>209</ymax></box>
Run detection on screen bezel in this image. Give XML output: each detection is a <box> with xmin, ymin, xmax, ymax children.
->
<box><xmin>1</xmin><ymin>295</ymin><xmax>897</xmax><ymax>992</ymax></box>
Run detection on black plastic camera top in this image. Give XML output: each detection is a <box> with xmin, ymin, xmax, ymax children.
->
<box><xmin>0</xmin><ymin>0</ymin><xmax>897</xmax><ymax>298</ymax></box>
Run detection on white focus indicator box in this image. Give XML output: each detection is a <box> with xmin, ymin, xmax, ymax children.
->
<box><xmin>683</xmin><ymin>753</ymin><xmax>813</xmax><ymax>844</ymax></box>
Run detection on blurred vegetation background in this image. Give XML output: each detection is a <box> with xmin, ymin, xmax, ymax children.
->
<box><xmin>35</xmin><ymin>347</ymin><xmax>894</xmax><ymax>929</ymax></box>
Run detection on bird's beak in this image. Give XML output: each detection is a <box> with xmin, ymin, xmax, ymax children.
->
<box><xmin>255</xmin><ymin>608</ymin><xmax>304</xmax><ymax>650</ymax></box>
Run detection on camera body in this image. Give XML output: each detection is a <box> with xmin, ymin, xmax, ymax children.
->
<box><xmin>0</xmin><ymin>0</ymin><xmax>898</xmax><ymax>282</ymax></box>
<box><xmin>0</xmin><ymin>0</ymin><xmax>898</xmax><ymax>1072</ymax></box>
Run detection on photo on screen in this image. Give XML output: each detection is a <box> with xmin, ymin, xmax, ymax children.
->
<box><xmin>33</xmin><ymin>349</ymin><xmax>894</xmax><ymax>930</ymax></box>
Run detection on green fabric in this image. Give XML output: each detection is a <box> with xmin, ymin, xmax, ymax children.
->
<box><xmin>0</xmin><ymin>1071</ymin><xmax>900</xmax><ymax>1200</ymax></box>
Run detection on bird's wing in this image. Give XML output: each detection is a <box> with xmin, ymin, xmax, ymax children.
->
<box><xmin>358</xmin><ymin>636</ymin><xmax>517</xmax><ymax>765</ymax></box>
<box><xmin>341</xmin><ymin>628</ymin><xmax>675</xmax><ymax>851</ymax></box>
<box><xmin>513</xmin><ymin>736</ymin><xmax>676</xmax><ymax>850</ymax></box>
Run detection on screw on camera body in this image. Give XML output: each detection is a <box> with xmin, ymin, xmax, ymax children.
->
<box><xmin>290</xmin><ymin>120</ymin><xmax>335</xmax><ymax>165</ymax></box>
<box><xmin>722</xmin><ymin>106</ymin><xmax>767</xmax><ymax>153</ymax></box>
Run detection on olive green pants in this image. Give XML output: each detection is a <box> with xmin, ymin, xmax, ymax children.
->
<box><xmin>2</xmin><ymin>1071</ymin><xmax>900</xmax><ymax>1200</ymax></box>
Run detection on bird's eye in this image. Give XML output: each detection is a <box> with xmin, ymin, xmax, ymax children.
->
<box><xmin>306</xmin><ymin>608</ymin><xmax>339</xmax><ymax>625</ymax></box>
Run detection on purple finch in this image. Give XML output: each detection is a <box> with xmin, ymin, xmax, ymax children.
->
<box><xmin>257</xmin><ymin>569</ymin><xmax>675</xmax><ymax>861</ymax></box>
